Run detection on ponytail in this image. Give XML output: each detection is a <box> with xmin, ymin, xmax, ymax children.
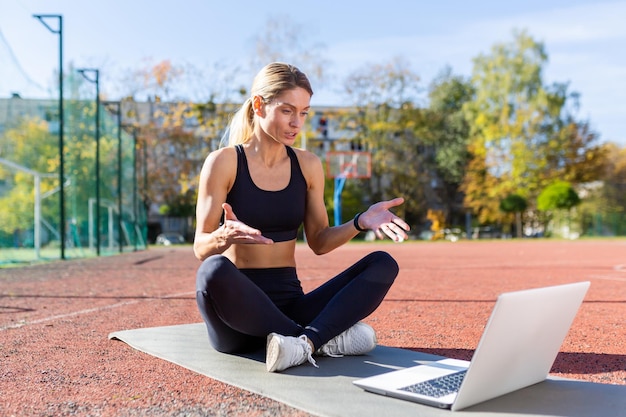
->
<box><xmin>222</xmin><ymin>98</ymin><xmax>254</xmax><ymax>147</ymax></box>
<box><xmin>222</xmin><ymin>62</ymin><xmax>313</xmax><ymax>148</ymax></box>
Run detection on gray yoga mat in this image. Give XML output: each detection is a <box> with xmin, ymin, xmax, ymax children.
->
<box><xmin>109</xmin><ymin>323</ymin><xmax>625</xmax><ymax>417</ymax></box>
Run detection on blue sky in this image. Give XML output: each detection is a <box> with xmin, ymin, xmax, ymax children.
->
<box><xmin>1</xmin><ymin>0</ymin><xmax>625</xmax><ymax>145</ymax></box>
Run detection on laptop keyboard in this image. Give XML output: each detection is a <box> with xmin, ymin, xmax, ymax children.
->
<box><xmin>399</xmin><ymin>370</ymin><xmax>467</xmax><ymax>398</ymax></box>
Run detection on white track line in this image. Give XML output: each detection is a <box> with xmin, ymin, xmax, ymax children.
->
<box><xmin>587</xmin><ymin>274</ymin><xmax>626</xmax><ymax>283</ymax></box>
<box><xmin>0</xmin><ymin>291</ymin><xmax>195</xmax><ymax>331</ymax></box>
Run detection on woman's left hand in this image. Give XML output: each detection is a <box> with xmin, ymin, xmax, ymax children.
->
<box><xmin>358</xmin><ymin>198</ymin><xmax>410</xmax><ymax>242</ymax></box>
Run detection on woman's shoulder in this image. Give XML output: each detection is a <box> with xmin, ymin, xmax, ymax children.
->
<box><xmin>290</xmin><ymin>146</ymin><xmax>321</xmax><ymax>165</ymax></box>
<box><xmin>202</xmin><ymin>146</ymin><xmax>238</xmax><ymax>174</ymax></box>
<box><xmin>207</xmin><ymin>146</ymin><xmax>237</xmax><ymax>162</ymax></box>
<box><xmin>290</xmin><ymin>147</ymin><xmax>324</xmax><ymax>180</ymax></box>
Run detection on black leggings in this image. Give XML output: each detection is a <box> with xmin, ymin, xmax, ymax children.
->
<box><xmin>196</xmin><ymin>250</ymin><xmax>398</xmax><ymax>353</ymax></box>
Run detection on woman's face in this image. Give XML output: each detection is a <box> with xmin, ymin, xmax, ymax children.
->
<box><xmin>255</xmin><ymin>87</ymin><xmax>311</xmax><ymax>146</ymax></box>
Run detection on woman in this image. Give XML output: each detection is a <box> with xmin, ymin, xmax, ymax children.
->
<box><xmin>194</xmin><ymin>62</ymin><xmax>410</xmax><ymax>372</ymax></box>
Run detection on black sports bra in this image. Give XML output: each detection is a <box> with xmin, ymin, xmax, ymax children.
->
<box><xmin>225</xmin><ymin>144</ymin><xmax>307</xmax><ymax>242</ymax></box>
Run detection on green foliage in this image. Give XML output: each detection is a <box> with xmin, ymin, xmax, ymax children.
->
<box><xmin>601</xmin><ymin>143</ymin><xmax>626</xmax><ymax>214</ymax></box>
<box><xmin>537</xmin><ymin>181</ymin><xmax>580</xmax><ymax>212</ymax></box>
<box><xmin>0</xmin><ymin>93</ymin><xmax>144</xmax><ymax>252</ymax></box>
<box><xmin>0</xmin><ymin>118</ymin><xmax>58</xmax><ymax>234</ymax></box>
<box><xmin>323</xmin><ymin>177</ymin><xmax>369</xmax><ymax>226</ymax></box>
<box><xmin>461</xmin><ymin>30</ymin><xmax>605</xmax><ymax>226</ymax></box>
<box><xmin>500</xmin><ymin>194</ymin><xmax>528</xmax><ymax>213</ymax></box>
<box><xmin>423</xmin><ymin>67</ymin><xmax>475</xmax><ymax>225</ymax></box>
<box><xmin>0</xmin><ymin>184</ymin><xmax>34</xmax><ymax>233</ymax></box>
<box><xmin>342</xmin><ymin>58</ymin><xmax>426</xmax><ymax>225</ymax></box>
<box><xmin>500</xmin><ymin>193</ymin><xmax>528</xmax><ymax>237</ymax></box>
<box><xmin>462</xmin><ymin>30</ymin><xmax>550</xmax><ymax>222</ymax></box>
<box><xmin>4</xmin><ymin>25</ymin><xmax>623</xmax><ymax>249</ymax></box>
<box><xmin>163</xmin><ymin>189</ymin><xmax>196</xmax><ymax>217</ymax></box>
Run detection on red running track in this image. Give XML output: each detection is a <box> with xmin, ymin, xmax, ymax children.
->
<box><xmin>1</xmin><ymin>239</ymin><xmax>624</xmax><ymax>416</ymax></box>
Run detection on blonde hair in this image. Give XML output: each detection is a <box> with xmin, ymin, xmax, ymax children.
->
<box><xmin>224</xmin><ymin>62</ymin><xmax>313</xmax><ymax>147</ymax></box>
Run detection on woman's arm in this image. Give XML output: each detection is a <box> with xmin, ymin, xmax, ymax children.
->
<box><xmin>300</xmin><ymin>150</ymin><xmax>410</xmax><ymax>255</ymax></box>
<box><xmin>193</xmin><ymin>148</ymin><xmax>272</xmax><ymax>261</ymax></box>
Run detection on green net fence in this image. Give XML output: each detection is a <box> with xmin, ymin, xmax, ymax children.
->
<box><xmin>0</xmin><ymin>98</ymin><xmax>147</xmax><ymax>265</ymax></box>
<box><xmin>582</xmin><ymin>211</ymin><xmax>626</xmax><ymax>237</ymax></box>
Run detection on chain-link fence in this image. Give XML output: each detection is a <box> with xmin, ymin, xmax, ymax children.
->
<box><xmin>0</xmin><ymin>97</ymin><xmax>147</xmax><ymax>265</ymax></box>
<box><xmin>582</xmin><ymin>211</ymin><xmax>626</xmax><ymax>237</ymax></box>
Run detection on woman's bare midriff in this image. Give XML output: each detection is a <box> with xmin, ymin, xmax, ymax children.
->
<box><xmin>224</xmin><ymin>239</ymin><xmax>297</xmax><ymax>269</ymax></box>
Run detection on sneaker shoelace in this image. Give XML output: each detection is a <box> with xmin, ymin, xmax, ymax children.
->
<box><xmin>297</xmin><ymin>335</ymin><xmax>319</xmax><ymax>368</ymax></box>
<box><xmin>319</xmin><ymin>338</ymin><xmax>344</xmax><ymax>357</ymax></box>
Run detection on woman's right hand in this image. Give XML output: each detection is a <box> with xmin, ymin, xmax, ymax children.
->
<box><xmin>220</xmin><ymin>203</ymin><xmax>274</xmax><ymax>245</ymax></box>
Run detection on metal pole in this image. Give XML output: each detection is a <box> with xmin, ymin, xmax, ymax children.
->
<box><xmin>34</xmin><ymin>14</ymin><xmax>65</xmax><ymax>259</ymax></box>
<box><xmin>117</xmin><ymin>104</ymin><xmax>122</xmax><ymax>253</ymax></box>
<box><xmin>143</xmin><ymin>140</ymin><xmax>147</xmax><ymax>196</ymax></box>
<box><xmin>106</xmin><ymin>102</ymin><xmax>123</xmax><ymax>253</ymax></box>
<box><xmin>34</xmin><ymin>175</ymin><xmax>41</xmax><ymax>258</ymax></box>
<box><xmin>132</xmin><ymin>129</ymin><xmax>138</xmax><ymax>251</ymax></box>
<box><xmin>122</xmin><ymin>124</ymin><xmax>139</xmax><ymax>251</ymax></box>
<box><xmin>95</xmin><ymin>73</ymin><xmax>100</xmax><ymax>256</ymax></box>
<box><xmin>77</xmin><ymin>68</ymin><xmax>101</xmax><ymax>255</ymax></box>
<box><xmin>105</xmin><ymin>101</ymin><xmax>124</xmax><ymax>252</ymax></box>
<box><xmin>142</xmin><ymin>134</ymin><xmax>148</xmax><ymax>245</ymax></box>
<box><xmin>333</xmin><ymin>176</ymin><xmax>347</xmax><ymax>226</ymax></box>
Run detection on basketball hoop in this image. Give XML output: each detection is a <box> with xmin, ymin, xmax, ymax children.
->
<box><xmin>325</xmin><ymin>151</ymin><xmax>372</xmax><ymax>227</ymax></box>
<box><xmin>326</xmin><ymin>151</ymin><xmax>371</xmax><ymax>179</ymax></box>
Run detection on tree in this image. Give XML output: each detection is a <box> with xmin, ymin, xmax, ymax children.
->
<box><xmin>426</xmin><ymin>209</ymin><xmax>446</xmax><ymax>240</ymax></box>
<box><xmin>601</xmin><ymin>142</ymin><xmax>626</xmax><ymax>214</ymax></box>
<box><xmin>423</xmin><ymin>67</ymin><xmax>474</xmax><ymax>226</ymax></box>
<box><xmin>341</xmin><ymin>57</ymin><xmax>426</xmax><ymax>226</ymax></box>
<box><xmin>115</xmin><ymin>16</ymin><xmax>329</xmax><ymax>218</ymax></box>
<box><xmin>543</xmin><ymin>119</ymin><xmax>608</xmax><ymax>185</ymax></box>
<box><xmin>0</xmin><ymin>118</ymin><xmax>59</xmax><ymax>237</ymax></box>
<box><xmin>117</xmin><ymin>60</ymin><xmax>241</xmax><ymax>218</ymax></box>
<box><xmin>461</xmin><ymin>139</ymin><xmax>502</xmax><ymax>225</ymax></box>
<box><xmin>426</xmin><ymin>68</ymin><xmax>474</xmax><ymax>184</ymax></box>
<box><xmin>576</xmin><ymin>142</ymin><xmax>626</xmax><ymax>236</ymax></box>
<box><xmin>537</xmin><ymin>180</ymin><xmax>581</xmax><ymax>237</ymax></box>
<box><xmin>249</xmin><ymin>15</ymin><xmax>328</xmax><ymax>87</ymax></box>
<box><xmin>537</xmin><ymin>181</ymin><xmax>580</xmax><ymax>211</ymax></box>
<box><xmin>500</xmin><ymin>194</ymin><xmax>528</xmax><ymax>237</ymax></box>
<box><xmin>462</xmin><ymin>30</ymin><xmax>549</xmax><ymax>222</ymax></box>
<box><xmin>461</xmin><ymin>30</ymin><xmax>598</xmax><ymax>226</ymax></box>
<box><xmin>119</xmin><ymin>58</ymin><xmax>183</xmax><ymax>102</ymax></box>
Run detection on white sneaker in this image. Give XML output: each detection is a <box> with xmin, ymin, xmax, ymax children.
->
<box><xmin>266</xmin><ymin>333</ymin><xmax>318</xmax><ymax>372</ymax></box>
<box><xmin>316</xmin><ymin>322</ymin><xmax>377</xmax><ymax>357</ymax></box>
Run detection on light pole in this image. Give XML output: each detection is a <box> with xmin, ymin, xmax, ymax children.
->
<box><xmin>122</xmin><ymin>124</ymin><xmax>139</xmax><ymax>251</ymax></box>
<box><xmin>104</xmin><ymin>101</ymin><xmax>123</xmax><ymax>253</ymax></box>
<box><xmin>77</xmin><ymin>68</ymin><xmax>101</xmax><ymax>256</ymax></box>
<box><xmin>33</xmin><ymin>14</ymin><xmax>65</xmax><ymax>259</ymax></box>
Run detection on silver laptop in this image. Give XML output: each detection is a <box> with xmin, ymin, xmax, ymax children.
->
<box><xmin>353</xmin><ymin>281</ymin><xmax>590</xmax><ymax>411</ymax></box>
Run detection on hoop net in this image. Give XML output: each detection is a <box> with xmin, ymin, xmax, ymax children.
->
<box><xmin>326</xmin><ymin>151</ymin><xmax>371</xmax><ymax>179</ymax></box>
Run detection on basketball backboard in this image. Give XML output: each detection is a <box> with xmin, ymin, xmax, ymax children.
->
<box><xmin>326</xmin><ymin>151</ymin><xmax>371</xmax><ymax>179</ymax></box>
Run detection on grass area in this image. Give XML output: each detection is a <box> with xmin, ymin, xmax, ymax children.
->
<box><xmin>0</xmin><ymin>245</ymin><xmax>148</xmax><ymax>268</ymax></box>
<box><xmin>3</xmin><ymin>236</ymin><xmax>624</xmax><ymax>269</ymax></box>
